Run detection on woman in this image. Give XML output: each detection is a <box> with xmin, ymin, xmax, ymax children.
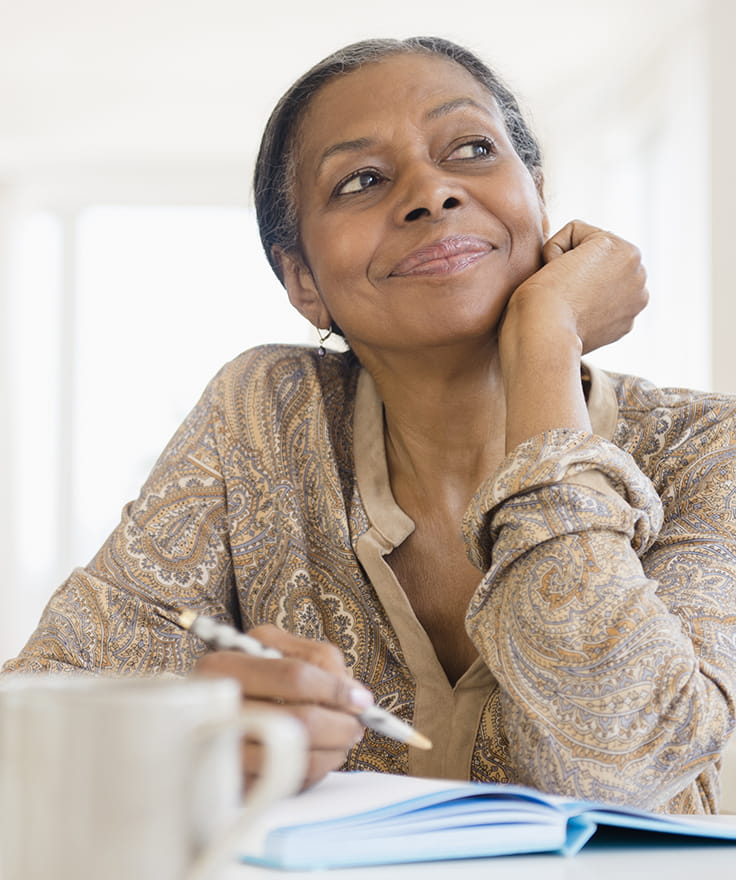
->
<box><xmin>5</xmin><ymin>37</ymin><xmax>736</xmax><ymax>814</ymax></box>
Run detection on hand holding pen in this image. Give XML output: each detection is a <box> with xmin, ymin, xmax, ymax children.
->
<box><xmin>189</xmin><ymin>615</ymin><xmax>430</xmax><ymax>791</ymax></box>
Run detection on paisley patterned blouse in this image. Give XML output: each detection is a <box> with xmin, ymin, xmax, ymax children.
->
<box><xmin>5</xmin><ymin>345</ymin><xmax>736</xmax><ymax>813</ymax></box>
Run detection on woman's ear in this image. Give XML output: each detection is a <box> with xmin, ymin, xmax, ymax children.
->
<box><xmin>272</xmin><ymin>246</ymin><xmax>332</xmax><ymax>330</ymax></box>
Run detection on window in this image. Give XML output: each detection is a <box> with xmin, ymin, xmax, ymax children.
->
<box><xmin>5</xmin><ymin>202</ymin><xmax>310</xmax><ymax>656</ymax></box>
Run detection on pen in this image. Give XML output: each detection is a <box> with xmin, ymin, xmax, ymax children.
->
<box><xmin>177</xmin><ymin>609</ymin><xmax>432</xmax><ymax>751</ymax></box>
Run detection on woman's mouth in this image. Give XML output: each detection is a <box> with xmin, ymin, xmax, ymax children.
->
<box><xmin>389</xmin><ymin>235</ymin><xmax>494</xmax><ymax>277</ymax></box>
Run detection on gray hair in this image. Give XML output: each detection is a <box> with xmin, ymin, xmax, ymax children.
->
<box><xmin>253</xmin><ymin>36</ymin><xmax>543</xmax><ymax>288</ymax></box>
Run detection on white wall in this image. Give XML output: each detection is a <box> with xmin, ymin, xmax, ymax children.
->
<box><xmin>0</xmin><ymin>185</ymin><xmax>19</xmax><ymax>654</ymax></box>
<box><xmin>544</xmin><ymin>15</ymin><xmax>711</xmax><ymax>391</ymax></box>
<box><xmin>709</xmin><ymin>0</ymin><xmax>736</xmax><ymax>393</ymax></box>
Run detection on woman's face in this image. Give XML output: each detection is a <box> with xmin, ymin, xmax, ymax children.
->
<box><xmin>283</xmin><ymin>53</ymin><xmax>548</xmax><ymax>358</ymax></box>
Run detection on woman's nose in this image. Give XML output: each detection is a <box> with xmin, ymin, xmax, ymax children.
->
<box><xmin>404</xmin><ymin>196</ymin><xmax>462</xmax><ymax>222</ymax></box>
<box><xmin>394</xmin><ymin>165</ymin><xmax>465</xmax><ymax>224</ymax></box>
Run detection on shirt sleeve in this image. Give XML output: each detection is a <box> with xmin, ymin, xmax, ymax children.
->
<box><xmin>3</xmin><ymin>370</ymin><xmax>237</xmax><ymax>675</ymax></box>
<box><xmin>462</xmin><ymin>426</ymin><xmax>736</xmax><ymax>810</ymax></box>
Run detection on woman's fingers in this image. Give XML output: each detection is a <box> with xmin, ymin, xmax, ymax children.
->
<box><xmin>541</xmin><ymin>219</ymin><xmax>600</xmax><ymax>261</ymax></box>
<box><xmin>241</xmin><ymin>701</ymin><xmax>365</xmax><ymax>789</ymax></box>
<box><xmin>511</xmin><ymin>220</ymin><xmax>649</xmax><ymax>354</ymax></box>
<box><xmin>196</xmin><ymin>649</ymin><xmax>373</xmax><ymax>714</ymax></box>
<box><xmin>193</xmin><ymin>627</ymin><xmax>374</xmax><ymax>790</ymax></box>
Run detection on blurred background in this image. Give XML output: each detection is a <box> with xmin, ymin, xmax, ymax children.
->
<box><xmin>1</xmin><ymin>0</ymin><xmax>734</xmax><ymax>659</ymax></box>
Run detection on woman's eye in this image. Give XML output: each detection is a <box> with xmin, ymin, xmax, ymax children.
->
<box><xmin>335</xmin><ymin>170</ymin><xmax>384</xmax><ymax>196</ymax></box>
<box><xmin>448</xmin><ymin>139</ymin><xmax>495</xmax><ymax>160</ymax></box>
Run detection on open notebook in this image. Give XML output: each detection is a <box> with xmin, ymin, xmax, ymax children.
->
<box><xmin>238</xmin><ymin>771</ymin><xmax>736</xmax><ymax>870</ymax></box>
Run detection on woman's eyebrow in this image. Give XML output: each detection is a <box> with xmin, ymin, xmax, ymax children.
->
<box><xmin>425</xmin><ymin>97</ymin><xmax>493</xmax><ymax>120</ymax></box>
<box><xmin>317</xmin><ymin>137</ymin><xmax>375</xmax><ymax>173</ymax></box>
<box><xmin>316</xmin><ymin>98</ymin><xmax>493</xmax><ymax>173</ymax></box>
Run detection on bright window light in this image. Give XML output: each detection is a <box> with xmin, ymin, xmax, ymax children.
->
<box><xmin>72</xmin><ymin>206</ymin><xmax>309</xmax><ymax>567</ymax></box>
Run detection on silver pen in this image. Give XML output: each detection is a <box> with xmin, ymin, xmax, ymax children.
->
<box><xmin>177</xmin><ymin>609</ymin><xmax>432</xmax><ymax>751</ymax></box>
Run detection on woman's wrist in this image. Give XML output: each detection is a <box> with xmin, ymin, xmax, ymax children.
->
<box><xmin>500</xmin><ymin>285</ymin><xmax>582</xmax><ymax>359</ymax></box>
<box><xmin>500</xmin><ymin>295</ymin><xmax>590</xmax><ymax>451</ymax></box>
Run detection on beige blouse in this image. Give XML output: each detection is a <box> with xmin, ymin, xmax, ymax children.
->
<box><xmin>353</xmin><ymin>364</ymin><xmax>618</xmax><ymax>783</ymax></box>
<box><xmin>5</xmin><ymin>345</ymin><xmax>736</xmax><ymax>814</ymax></box>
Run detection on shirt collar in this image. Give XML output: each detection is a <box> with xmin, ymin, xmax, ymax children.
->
<box><xmin>354</xmin><ymin>361</ymin><xmax>620</xmax><ymax>552</ymax></box>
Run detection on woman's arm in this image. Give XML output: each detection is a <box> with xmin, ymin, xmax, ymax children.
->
<box><xmin>464</xmin><ymin>419</ymin><xmax>736</xmax><ymax>810</ymax></box>
<box><xmin>4</xmin><ymin>354</ymin><xmax>370</xmax><ymax>789</ymax></box>
<box><xmin>3</xmin><ymin>369</ymin><xmax>238</xmax><ymax>675</ymax></box>
<box><xmin>500</xmin><ymin>220</ymin><xmax>649</xmax><ymax>451</ymax></box>
<box><xmin>463</xmin><ymin>227</ymin><xmax>736</xmax><ymax>809</ymax></box>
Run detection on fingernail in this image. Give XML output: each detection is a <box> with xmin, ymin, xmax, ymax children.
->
<box><xmin>350</xmin><ymin>686</ymin><xmax>374</xmax><ymax>709</ymax></box>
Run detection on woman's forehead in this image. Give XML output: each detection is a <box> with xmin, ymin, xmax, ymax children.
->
<box><xmin>298</xmin><ymin>53</ymin><xmax>500</xmax><ymax>151</ymax></box>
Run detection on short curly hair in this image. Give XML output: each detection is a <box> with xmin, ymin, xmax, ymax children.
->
<box><xmin>254</xmin><ymin>36</ymin><xmax>543</xmax><ymax>293</ymax></box>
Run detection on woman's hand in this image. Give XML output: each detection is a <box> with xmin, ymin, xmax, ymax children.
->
<box><xmin>498</xmin><ymin>221</ymin><xmax>649</xmax><ymax>451</ymax></box>
<box><xmin>194</xmin><ymin>624</ymin><xmax>373</xmax><ymax>791</ymax></box>
<box><xmin>505</xmin><ymin>220</ymin><xmax>649</xmax><ymax>354</ymax></box>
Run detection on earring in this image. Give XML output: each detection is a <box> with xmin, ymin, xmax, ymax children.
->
<box><xmin>317</xmin><ymin>325</ymin><xmax>333</xmax><ymax>357</ymax></box>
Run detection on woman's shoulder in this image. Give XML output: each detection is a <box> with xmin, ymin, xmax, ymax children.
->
<box><xmin>205</xmin><ymin>343</ymin><xmax>361</xmax><ymax>433</ymax></box>
<box><xmin>605</xmin><ymin>368</ymin><xmax>736</xmax><ymax>417</ymax></box>
<box><xmin>208</xmin><ymin>343</ymin><xmax>357</xmax><ymax>391</ymax></box>
<box><xmin>602</xmin><ymin>367</ymin><xmax>736</xmax><ymax>454</ymax></box>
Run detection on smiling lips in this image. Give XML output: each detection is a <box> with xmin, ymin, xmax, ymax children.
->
<box><xmin>390</xmin><ymin>235</ymin><xmax>494</xmax><ymax>277</ymax></box>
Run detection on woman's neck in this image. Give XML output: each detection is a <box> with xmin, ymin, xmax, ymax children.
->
<box><xmin>361</xmin><ymin>340</ymin><xmax>508</xmax><ymax>510</ymax></box>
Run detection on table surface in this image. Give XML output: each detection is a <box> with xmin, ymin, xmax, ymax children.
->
<box><xmin>220</xmin><ymin>838</ymin><xmax>736</xmax><ymax>880</ymax></box>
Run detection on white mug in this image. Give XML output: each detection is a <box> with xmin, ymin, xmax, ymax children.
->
<box><xmin>0</xmin><ymin>675</ymin><xmax>306</xmax><ymax>880</ymax></box>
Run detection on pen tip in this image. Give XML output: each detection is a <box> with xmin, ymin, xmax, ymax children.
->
<box><xmin>407</xmin><ymin>730</ymin><xmax>433</xmax><ymax>751</ymax></box>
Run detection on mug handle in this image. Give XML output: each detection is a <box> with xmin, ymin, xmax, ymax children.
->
<box><xmin>186</xmin><ymin>708</ymin><xmax>306</xmax><ymax>880</ymax></box>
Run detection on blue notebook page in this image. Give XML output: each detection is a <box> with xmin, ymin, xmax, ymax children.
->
<box><xmin>237</xmin><ymin>771</ymin><xmax>736</xmax><ymax>870</ymax></box>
